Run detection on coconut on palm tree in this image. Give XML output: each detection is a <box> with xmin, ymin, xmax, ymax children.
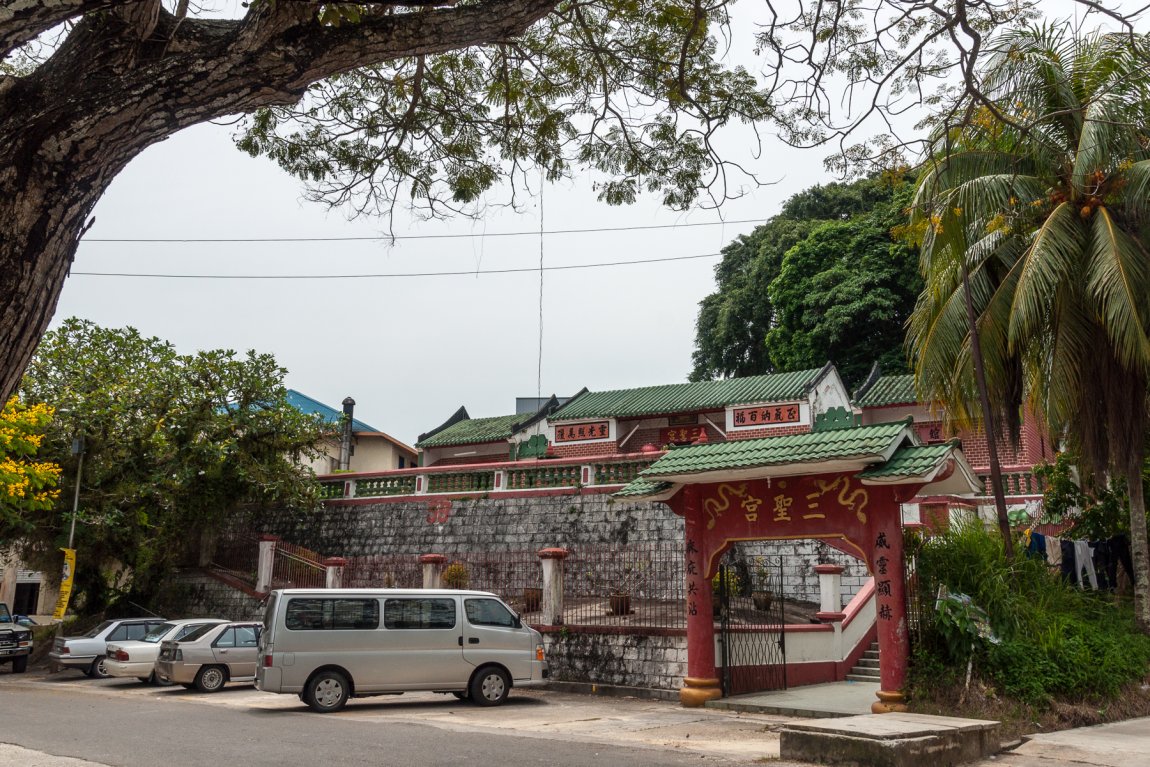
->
<box><xmin>908</xmin><ymin>23</ymin><xmax>1150</xmax><ymax>629</ymax></box>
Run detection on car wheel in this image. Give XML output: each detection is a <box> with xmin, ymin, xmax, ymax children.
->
<box><xmin>194</xmin><ymin>665</ymin><xmax>227</xmax><ymax>693</ymax></box>
<box><xmin>303</xmin><ymin>670</ymin><xmax>350</xmax><ymax>713</ymax></box>
<box><xmin>469</xmin><ymin>666</ymin><xmax>510</xmax><ymax>707</ymax></box>
<box><xmin>89</xmin><ymin>656</ymin><xmax>110</xmax><ymax>679</ymax></box>
<box><xmin>12</xmin><ymin>656</ymin><xmax>27</xmax><ymax>673</ymax></box>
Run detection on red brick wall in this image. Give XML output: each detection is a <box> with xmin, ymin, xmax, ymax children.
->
<box><xmin>431</xmin><ymin>454</ymin><xmax>509</xmax><ymax>467</ymax></box>
<box><xmin>550</xmin><ymin>440</ymin><xmax>620</xmax><ymax>460</ymax></box>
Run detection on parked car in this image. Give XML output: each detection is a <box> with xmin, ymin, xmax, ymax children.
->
<box><xmin>49</xmin><ymin>617</ymin><xmax>168</xmax><ymax>678</ymax></box>
<box><xmin>105</xmin><ymin>618</ymin><xmax>228</xmax><ymax>684</ymax></box>
<box><xmin>0</xmin><ymin>602</ymin><xmax>33</xmax><ymax>673</ymax></box>
<box><xmin>155</xmin><ymin>621</ymin><xmax>262</xmax><ymax>692</ymax></box>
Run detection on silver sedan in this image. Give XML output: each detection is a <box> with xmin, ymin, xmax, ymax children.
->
<box><xmin>155</xmin><ymin>621</ymin><xmax>262</xmax><ymax>692</ymax></box>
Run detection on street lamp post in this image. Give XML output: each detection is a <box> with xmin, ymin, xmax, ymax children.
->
<box><xmin>67</xmin><ymin>435</ymin><xmax>84</xmax><ymax>549</ymax></box>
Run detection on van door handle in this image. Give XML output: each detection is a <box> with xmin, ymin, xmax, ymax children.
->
<box><xmin>458</xmin><ymin>636</ymin><xmax>463</xmax><ymax>647</ymax></box>
<box><xmin>468</xmin><ymin>638</ymin><xmax>480</xmax><ymax>644</ymax></box>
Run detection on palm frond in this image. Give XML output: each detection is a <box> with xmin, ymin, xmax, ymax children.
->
<box><xmin>1008</xmin><ymin>202</ymin><xmax>1087</xmax><ymax>344</ymax></box>
<box><xmin>1085</xmin><ymin>207</ymin><xmax>1150</xmax><ymax>371</ymax></box>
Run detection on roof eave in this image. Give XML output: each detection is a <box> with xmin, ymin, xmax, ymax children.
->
<box><xmin>647</xmin><ymin>454</ymin><xmax>889</xmax><ymax>485</ymax></box>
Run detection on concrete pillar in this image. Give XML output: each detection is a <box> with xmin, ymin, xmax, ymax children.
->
<box><xmin>256</xmin><ymin>535</ymin><xmax>278</xmax><ymax>594</ymax></box>
<box><xmin>680</xmin><ymin>486</ymin><xmax>721</xmax><ymax>707</ymax></box>
<box><xmin>420</xmin><ymin>554</ymin><xmax>446</xmax><ymax>589</ymax></box>
<box><xmin>324</xmin><ymin>557</ymin><xmax>347</xmax><ymax>589</ymax></box>
<box><xmin>814</xmin><ymin>564</ymin><xmax>845</xmax><ymax>620</ymax></box>
<box><xmin>870</xmin><ymin>507</ymin><xmax>910</xmax><ymax>713</ymax></box>
<box><xmin>537</xmin><ymin>548</ymin><xmax>568</xmax><ymax>625</ymax></box>
<box><xmin>0</xmin><ymin>555</ymin><xmax>15</xmax><ymax>607</ymax></box>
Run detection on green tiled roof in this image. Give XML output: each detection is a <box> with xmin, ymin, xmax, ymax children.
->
<box><xmin>552</xmin><ymin>368</ymin><xmax>825</xmax><ymax>421</ymax></box>
<box><xmin>639</xmin><ymin>421</ymin><xmax>910</xmax><ymax>478</ymax></box>
<box><xmin>614</xmin><ymin>478</ymin><xmax>676</xmax><ymax>498</ymax></box>
<box><xmin>857</xmin><ymin>442</ymin><xmax>956</xmax><ymax>479</ymax></box>
<box><xmin>416</xmin><ymin>413</ymin><xmax>522</xmax><ymax>448</ymax></box>
<box><xmin>854</xmin><ymin>374</ymin><xmax>918</xmax><ymax>408</ymax></box>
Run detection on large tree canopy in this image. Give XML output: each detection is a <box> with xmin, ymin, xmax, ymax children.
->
<box><xmin>690</xmin><ymin>175</ymin><xmax>921</xmax><ymax>386</ymax></box>
<box><xmin>1</xmin><ymin>0</ymin><xmax>1142</xmax><ymax>406</ymax></box>
<box><xmin>12</xmin><ymin>318</ymin><xmax>326</xmax><ymax>611</ymax></box>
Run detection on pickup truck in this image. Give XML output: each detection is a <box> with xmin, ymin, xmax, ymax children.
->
<box><xmin>0</xmin><ymin>602</ymin><xmax>32</xmax><ymax>673</ymax></box>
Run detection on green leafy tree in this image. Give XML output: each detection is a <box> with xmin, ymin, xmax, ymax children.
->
<box><xmin>909</xmin><ymin>26</ymin><xmax>1150</xmax><ymax>628</ymax></box>
<box><xmin>691</xmin><ymin>175</ymin><xmax>920</xmax><ymax>385</ymax></box>
<box><xmin>1</xmin><ymin>0</ymin><xmax>1139</xmax><ymax>406</ymax></box>
<box><xmin>11</xmin><ymin>319</ymin><xmax>327</xmax><ymax>611</ymax></box>
<box><xmin>766</xmin><ymin>181</ymin><xmax>921</xmax><ymax>385</ymax></box>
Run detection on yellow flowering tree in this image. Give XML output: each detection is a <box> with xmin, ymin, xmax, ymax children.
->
<box><xmin>0</xmin><ymin>397</ymin><xmax>60</xmax><ymax>531</ymax></box>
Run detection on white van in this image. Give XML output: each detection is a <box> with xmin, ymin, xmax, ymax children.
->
<box><xmin>256</xmin><ymin>588</ymin><xmax>549</xmax><ymax>712</ymax></box>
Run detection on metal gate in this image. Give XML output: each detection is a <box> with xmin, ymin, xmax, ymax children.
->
<box><xmin>718</xmin><ymin>552</ymin><xmax>786</xmax><ymax>696</ymax></box>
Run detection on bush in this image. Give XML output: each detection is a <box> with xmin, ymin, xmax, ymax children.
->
<box><xmin>907</xmin><ymin>522</ymin><xmax>1150</xmax><ymax>706</ymax></box>
<box><xmin>442</xmin><ymin>562</ymin><xmax>469</xmax><ymax>589</ymax></box>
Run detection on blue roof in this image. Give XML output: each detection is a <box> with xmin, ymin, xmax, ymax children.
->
<box><xmin>286</xmin><ymin>390</ymin><xmax>379</xmax><ymax>433</ymax></box>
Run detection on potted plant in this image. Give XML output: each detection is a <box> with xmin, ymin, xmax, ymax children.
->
<box><xmin>750</xmin><ymin>557</ymin><xmax>774</xmax><ymax>612</ymax></box>
<box><xmin>607</xmin><ymin>562</ymin><xmax>648</xmax><ymax>616</ymax></box>
<box><xmin>442</xmin><ymin>561</ymin><xmax>469</xmax><ymax>589</ymax></box>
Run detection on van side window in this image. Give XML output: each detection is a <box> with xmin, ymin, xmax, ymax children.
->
<box><xmin>383</xmin><ymin>598</ymin><xmax>456</xmax><ymax>630</ymax></box>
<box><xmin>465</xmin><ymin>598</ymin><xmax>517</xmax><ymax>628</ymax></box>
<box><xmin>285</xmin><ymin>598</ymin><xmax>381</xmax><ymax>631</ymax></box>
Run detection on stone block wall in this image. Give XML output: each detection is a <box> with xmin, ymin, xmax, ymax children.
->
<box><xmin>172</xmin><ymin>570</ymin><xmax>265</xmax><ymax>622</ymax></box>
<box><xmin>543</xmin><ymin>630</ymin><xmax>688</xmax><ymax>692</ymax></box>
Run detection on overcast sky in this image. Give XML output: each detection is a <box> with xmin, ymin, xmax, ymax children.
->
<box><xmin>47</xmin><ymin>1</ymin><xmax>1139</xmax><ymax>447</ymax></box>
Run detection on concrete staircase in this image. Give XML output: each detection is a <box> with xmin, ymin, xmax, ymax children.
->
<box><xmin>846</xmin><ymin>641</ymin><xmax>881</xmax><ymax>683</ymax></box>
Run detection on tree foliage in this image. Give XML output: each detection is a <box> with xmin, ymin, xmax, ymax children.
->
<box><xmin>691</xmin><ymin>174</ymin><xmax>921</xmax><ymax>385</ymax></box>
<box><xmin>0</xmin><ymin>397</ymin><xmax>60</xmax><ymax>533</ymax></box>
<box><xmin>908</xmin><ymin>25</ymin><xmax>1150</xmax><ymax>629</ymax></box>
<box><xmin>10</xmin><ymin>319</ymin><xmax>326</xmax><ymax>612</ymax></box>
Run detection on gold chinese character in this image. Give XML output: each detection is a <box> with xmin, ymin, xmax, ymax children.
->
<box><xmin>742</xmin><ymin>495</ymin><xmax>763</xmax><ymax>522</ymax></box>
<box><xmin>772</xmin><ymin>494</ymin><xmax>793</xmax><ymax>522</ymax></box>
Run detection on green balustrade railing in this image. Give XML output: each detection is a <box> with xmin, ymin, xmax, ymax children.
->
<box><xmin>318</xmin><ymin>480</ymin><xmax>345</xmax><ymax>500</ymax></box>
<box><xmin>355</xmin><ymin>475</ymin><xmax>418</xmax><ymax>498</ymax></box>
<box><xmin>593</xmin><ymin>460</ymin><xmax>653</xmax><ymax>486</ymax></box>
<box><xmin>506</xmin><ymin>464</ymin><xmax>581</xmax><ymax>490</ymax></box>
<box><xmin>427</xmin><ymin>470</ymin><xmax>495</xmax><ymax>494</ymax></box>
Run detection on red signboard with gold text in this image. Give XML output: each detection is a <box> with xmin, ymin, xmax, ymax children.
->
<box><xmin>554</xmin><ymin>421</ymin><xmax>611</xmax><ymax>443</ymax></box>
<box><xmin>731</xmin><ymin>403</ymin><xmax>800</xmax><ymax>428</ymax></box>
<box><xmin>660</xmin><ymin>426</ymin><xmax>704</xmax><ymax>445</ymax></box>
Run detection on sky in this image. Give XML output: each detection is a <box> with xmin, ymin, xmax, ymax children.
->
<box><xmin>46</xmin><ymin>1</ymin><xmax>1140</xmax><ymax>448</ymax></box>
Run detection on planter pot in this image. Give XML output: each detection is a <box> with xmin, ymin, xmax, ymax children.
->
<box><xmin>751</xmin><ymin>590</ymin><xmax>773</xmax><ymax>612</ymax></box>
<box><xmin>608</xmin><ymin>593</ymin><xmax>632</xmax><ymax>616</ymax></box>
<box><xmin>523</xmin><ymin>587</ymin><xmax>542</xmax><ymax>613</ymax></box>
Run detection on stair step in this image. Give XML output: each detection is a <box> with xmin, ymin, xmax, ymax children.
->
<box><xmin>846</xmin><ymin>672</ymin><xmax>881</xmax><ymax>682</ymax></box>
<box><xmin>861</xmin><ymin>650</ymin><xmax>880</xmax><ymax>660</ymax></box>
<box><xmin>855</xmin><ymin>658</ymin><xmax>880</xmax><ymax>668</ymax></box>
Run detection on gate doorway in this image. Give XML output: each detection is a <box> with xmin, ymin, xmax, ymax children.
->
<box><xmin>717</xmin><ymin>550</ymin><xmax>785</xmax><ymax>695</ymax></box>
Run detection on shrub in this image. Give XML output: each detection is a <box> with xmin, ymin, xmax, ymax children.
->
<box><xmin>442</xmin><ymin>561</ymin><xmax>469</xmax><ymax>589</ymax></box>
<box><xmin>907</xmin><ymin>522</ymin><xmax>1150</xmax><ymax>706</ymax></box>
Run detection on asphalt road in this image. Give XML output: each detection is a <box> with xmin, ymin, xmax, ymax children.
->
<box><xmin>0</xmin><ymin>668</ymin><xmax>798</xmax><ymax>767</ymax></box>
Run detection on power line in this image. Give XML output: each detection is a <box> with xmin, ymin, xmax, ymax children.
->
<box><xmin>81</xmin><ymin>218</ymin><xmax>768</xmax><ymax>243</ymax></box>
<box><xmin>71</xmin><ymin>251</ymin><xmax>722</xmax><ymax>280</ymax></box>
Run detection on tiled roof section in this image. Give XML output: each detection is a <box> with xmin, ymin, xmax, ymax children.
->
<box><xmin>551</xmin><ymin>369</ymin><xmax>825</xmax><ymax>421</ymax></box>
<box><xmin>854</xmin><ymin>374</ymin><xmax>918</xmax><ymax>408</ymax></box>
<box><xmin>858</xmin><ymin>442</ymin><xmax>955</xmax><ymax>479</ymax></box>
<box><xmin>639</xmin><ymin>421</ymin><xmax>910</xmax><ymax>477</ymax></box>
<box><xmin>614</xmin><ymin>478</ymin><xmax>676</xmax><ymax>498</ymax></box>
<box><xmin>415</xmin><ymin>413</ymin><xmax>523</xmax><ymax>448</ymax></box>
<box><xmin>286</xmin><ymin>389</ymin><xmax>378</xmax><ymax>433</ymax></box>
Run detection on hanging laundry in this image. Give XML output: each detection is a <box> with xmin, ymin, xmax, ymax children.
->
<box><xmin>1072</xmin><ymin>540</ymin><xmax>1098</xmax><ymax>590</ymax></box>
<box><xmin>1045</xmin><ymin>536</ymin><xmax>1062</xmax><ymax>567</ymax></box>
<box><xmin>1060</xmin><ymin>539</ymin><xmax>1076</xmax><ymax>582</ymax></box>
<box><xmin>1090</xmin><ymin>540</ymin><xmax>1118</xmax><ymax>592</ymax></box>
<box><xmin>1111</xmin><ymin>534</ymin><xmax>1135</xmax><ymax>583</ymax></box>
<box><xmin>1027</xmin><ymin>531</ymin><xmax>1047</xmax><ymax>561</ymax></box>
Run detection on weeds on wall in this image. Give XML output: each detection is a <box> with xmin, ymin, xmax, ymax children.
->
<box><xmin>907</xmin><ymin>522</ymin><xmax>1150</xmax><ymax>706</ymax></box>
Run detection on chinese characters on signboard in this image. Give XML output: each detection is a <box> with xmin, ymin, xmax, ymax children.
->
<box><xmin>553</xmin><ymin>421</ymin><xmax>611</xmax><ymax>443</ymax></box>
<box><xmin>701</xmin><ymin>477</ymin><xmax>870</xmax><ymax>531</ymax></box>
<box><xmin>660</xmin><ymin>426</ymin><xmax>704</xmax><ymax>445</ymax></box>
<box><xmin>731</xmin><ymin>402</ymin><xmax>801</xmax><ymax>428</ymax></box>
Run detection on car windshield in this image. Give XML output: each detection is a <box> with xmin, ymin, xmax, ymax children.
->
<box><xmin>143</xmin><ymin>622</ymin><xmax>178</xmax><ymax>643</ymax></box>
<box><xmin>84</xmin><ymin>620</ymin><xmax>114</xmax><ymax>638</ymax></box>
<box><xmin>177</xmin><ymin>623</ymin><xmax>218</xmax><ymax>643</ymax></box>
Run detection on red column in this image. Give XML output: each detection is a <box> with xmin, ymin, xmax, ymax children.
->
<box><xmin>680</xmin><ymin>485</ymin><xmax>721</xmax><ymax>706</ymax></box>
<box><xmin>869</xmin><ymin>500</ymin><xmax>909</xmax><ymax>713</ymax></box>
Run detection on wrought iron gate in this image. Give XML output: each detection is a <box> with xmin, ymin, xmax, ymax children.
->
<box><xmin>718</xmin><ymin>552</ymin><xmax>786</xmax><ymax>696</ymax></box>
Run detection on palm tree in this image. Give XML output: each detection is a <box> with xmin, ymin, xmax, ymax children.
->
<box><xmin>908</xmin><ymin>24</ymin><xmax>1150</xmax><ymax>629</ymax></box>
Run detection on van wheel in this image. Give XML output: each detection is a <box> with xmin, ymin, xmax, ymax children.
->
<box><xmin>469</xmin><ymin>667</ymin><xmax>510</xmax><ymax>707</ymax></box>
<box><xmin>194</xmin><ymin>665</ymin><xmax>227</xmax><ymax>692</ymax></box>
<box><xmin>304</xmin><ymin>671</ymin><xmax>350</xmax><ymax>713</ymax></box>
<box><xmin>89</xmin><ymin>656</ymin><xmax>110</xmax><ymax>679</ymax></box>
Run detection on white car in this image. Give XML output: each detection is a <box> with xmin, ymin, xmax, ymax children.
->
<box><xmin>105</xmin><ymin>618</ymin><xmax>227</xmax><ymax>684</ymax></box>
